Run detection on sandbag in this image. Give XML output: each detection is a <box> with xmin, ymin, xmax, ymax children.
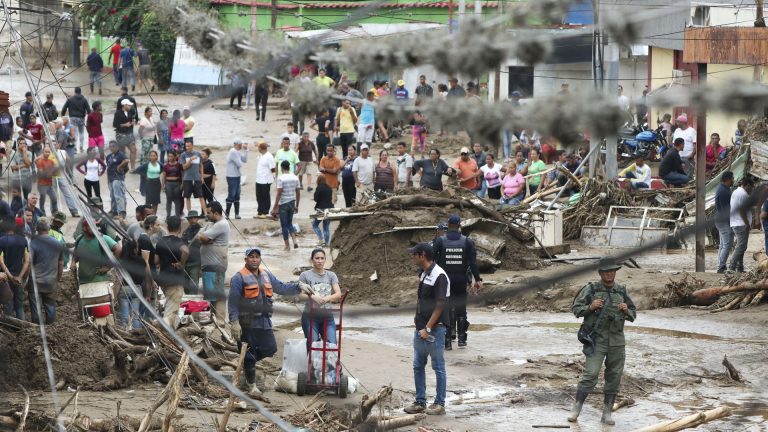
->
<box><xmin>281</xmin><ymin>339</ymin><xmax>308</xmax><ymax>376</ymax></box>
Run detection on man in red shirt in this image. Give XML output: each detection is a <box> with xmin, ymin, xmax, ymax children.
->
<box><xmin>22</xmin><ymin>113</ymin><xmax>45</xmax><ymax>159</ymax></box>
<box><xmin>35</xmin><ymin>147</ymin><xmax>57</xmax><ymax>215</ymax></box>
<box><xmin>107</xmin><ymin>40</ymin><xmax>122</xmax><ymax>86</ymax></box>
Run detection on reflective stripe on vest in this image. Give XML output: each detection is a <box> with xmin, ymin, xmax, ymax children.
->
<box><xmin>238</xmin><ymin>267</ymin><xmax>274</xmax><ymax>299</ymax></box>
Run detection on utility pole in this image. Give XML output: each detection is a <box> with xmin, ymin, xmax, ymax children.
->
<box><xmin>271</xmin><ymin>0</ymin><xmax>277</xmax><ymax>30</ymax></box>
<box><xmin>493</xmin><ymin>0</ymin><xmax>502</xmax><ymax>101</ymax></box>
<box><xmin>589</xmin><ymin>0</ymin><xmax>600</xmax><ymax>178</ymax></box>
<box><xmin>695</xmin><ymin>64</ymin><xmax>707</xmax><ymax>272</ymax></box>
<box><xmin>602</xmin><ymin>0</ymin><xmax>618</xmax><ymax>180</ymax></box>
<box><xmin>449</xmin><ymin>0</ymin><xmax>454</xmax><ymax>33</ymax></box>
<box><xmin>251</xmin><ymin>1</ymin><xmax>258</xmax><ymax>37</ymax></box>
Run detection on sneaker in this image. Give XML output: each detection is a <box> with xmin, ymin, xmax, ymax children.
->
<box><xmin>403</xmin><ymin>402</ymin><xmax>425</xmax><ymax>414</ymax></box>
<box><xmin>307</xmin><ymin>187</ymin><xmax>314</xmax><ymax>192</ymax></box>
<box><xmin>717</xmin><ymin>267</ymin><xmax>726</xmax><ymax>274</ymax></box>
<box><xmin>235</xmin><ymin>215</ymin><xmax>242</xmax><ymax>219</ymax></box>
<box><xmin>293</xmin><ymin>243</ymin><xmax>299</xmax><ymax>249</ymax></box>
<box><xmin>425</xmin><ymin>404</ymin><xmax>445</xmax><ymax>415</ymax></box>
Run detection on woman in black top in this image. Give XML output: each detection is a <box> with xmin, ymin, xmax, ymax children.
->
<box><xmin>412</xmin><ymin>148</ymin><xmax>452</xmax><ymax>191</ymax></box>
<box><xmin>201</xmin><ymin>148</ymin><xmax>216</xmax><ymax>203</ymax></box>
<box><xmin>311</xmin><ymin>108</ymin><xmax>331</xmax><ymax>159</ymax></box>
<box><xmin>312</xmin><ymin>176</ymin><xmax>334</xmax><ymax>247</ymax></box>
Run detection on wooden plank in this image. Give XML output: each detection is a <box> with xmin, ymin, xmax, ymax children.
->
<box><xmin>684</xmin><ymin>27</ymin><xmax>768</xmax><ymax>64</ymax></box>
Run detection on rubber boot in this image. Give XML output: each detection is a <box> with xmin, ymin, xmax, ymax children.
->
<box><xmin>601</xmin><ymin>393</ymin><xmax>616</xmax><ymax>425</ymax></box>
<box><xmin>225</xmin><ymin>202</ymin><xmax>232</xmax><ymax>218</ymax></box>
<box><xmin>234</xmin><ymin>201</ymin><xmax>241</xmax><ymax>219</ymax></box>
<box><xmin>445</xmin><ymin>337</ymin><xmax>452</xmax><ymax>351</ymax></box>
<box><xmin>567</xmin><ymin>390</ymin><xmax>589</xmax><ymax>422</ymax></box>
<box><xmin>243</xmin><ymin>368</ymin><xmax>262</xmax><ymax>395</ymax></box>
<box><xmin>457</xmin><ymin>318</ymin><xmax>469</xmax><ymax>348</ymax></box>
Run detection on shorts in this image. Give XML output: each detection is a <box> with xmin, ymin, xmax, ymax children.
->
<box><xmin>183</xmin><ymin>180</ymin><xmax>203</xmax><ymax>198</ymax></box>
<box><xmin>297</xmin><ymin>161</ymin><xmax>312</xmax><ymax>176</ymax></box>
<box><xmin>139</xmin><ymin>65</ymin><xmax>152</xmax><ymax>80</ymax></box>
<box><xmin>115</xmin><ymin>132</ymin><xmax>135</xmax><ymax>148</ymax></box>
<box><xmin>202</xmin><ymin>271</ymin><xmax>226</xmax><ymax>301</ymax></box>
<box><xmin>88</xmin><ymin>135</ymin><xmax>105</xmax><ymax>149</ymax></box>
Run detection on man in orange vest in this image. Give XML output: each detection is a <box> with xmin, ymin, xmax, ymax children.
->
<box><xmin>228</xmin><ymin>247</ymin><xmax>301</xmax><ymax>395</ymax></box>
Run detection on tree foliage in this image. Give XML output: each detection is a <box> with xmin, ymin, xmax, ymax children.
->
<box><xmin>136</xmin><ymin>12</ymin><xmax>177</xmax><ymax>89</ymax></box>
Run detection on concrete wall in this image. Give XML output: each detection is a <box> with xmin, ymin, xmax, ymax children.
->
<box><xmin>647</xmin><ymin>46</ymin><xmax>675</xmax><ymax>129</ymax></box>
<box><xmin>14</xmin><ymin>0</ymin><xmax>76</xmax><ymax>69</ymax></box>
<box><xmin>600</xmin><ymin>0</ymin><xmax>690</xmax><ymax>51</ymax></box>
<box><xmin>705</xmin><ymin>63</ymin><xmax>765</xmax><ymax>146</ymax></box>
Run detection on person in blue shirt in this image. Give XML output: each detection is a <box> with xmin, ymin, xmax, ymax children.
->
<box><xmin>119</xmin><ymin>44</ymin><xmax>137</xmax><ymax>92</ymax></box>
<box><xmin>229</xmin><ymin>248</ymin><xmax>302</xmax><ymax>395</ymax></box>
<box><xmin>356</xmin><ymin>91</ymin><xmax>376</xmax><ymax>151</ymax></box>
<box><xmin>715</xmin><ymin>171</ymin><xmax>734</xmax><ymax>273</ymax></box>
<box><xmin>394</xmin><ymin>80</ymin><xmax>409</xmax><ymax>101</ymax></box>
<box><xmin>86</xmin><ymin>48</ymin><xmax>104</xmax><ymax>95</ymax></box>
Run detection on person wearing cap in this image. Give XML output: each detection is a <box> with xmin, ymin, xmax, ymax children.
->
<box><xmin>271</xmin><ymin>160</ymin><xmax>301</xmax><ymax>251</ymax></box>
<box><xmin>452</xmin><ymin>147</ymin><xmax>481</xmax><ymax>193</ymax></box>
<box><xmin>50</xmin><ymin>211</ymin><xmax>69</xmax><ymax>267</ymax></box>
<box><xmin>446</xmin><ymin>77</ymin><xmax>465</xmax><ymax>99</ymax></box>
<box><xmin>672</xmin><ymin>114</ymin><xmax>697</xmax><ymax>177</ymax></box>
<box><xmin>659</xmin><ymin>138</ymin><xmax>689</xmax><ymax>186</ymax></box>
<box><xmin>42</xmin><ymin>93</ymin><xmax>58</xmax><ymax>122</ymax></box>
<box><xmin>569</xmin><ymin>257</ymin><xmax>636</xmax><ymax>425</ymax></box>
<box><xmin>20</xmin><ymin>91</ymin><xmax>34</xmax><ymax>128</ymax></box>
<box><xmin>334</xmin><ymin>99</ymin><xmax>357</xmax><ymax>159</ymax></box>
<box><xmin>431</xmin><ymin>222</ymin><xmax>448</xmax><ymax>247</ymax></box>
<box><xmin>61</xmin><ymin>87</ymin><xmax>91</xmax><ymax>153</ymax></box>
<box><xmin>28</xmin><ymin>217</ymin><xmax>64</xmax><ymax>324</ymax></box>
<box><xmin>618</xmin><ymin>154</ymin><xmax>651</xmax><ymax>190</ymax></box>
<box><xmin>182</xmin><ymin>107</ymin><xmax>196</xmax><ymax>144</ymax></box>
<box><xmin>198</xmin><ymin>201</ymin><xmax>230</xmax><ymax>321</ymax></box>
<box><xmin>715</xmin><ymin>171</ymin><xmax>734</xmax><ymax>274</ymax></box>
<box><xmin>254</xmin><ymin>140</ymin><xmax>275</xmax><ymax>217</ymax></box>
<box><xmin>229</xmin><ymin>247</ymin><xmax>302</xmax><ymax>395</ymax></box>
<box><xmin>296</xmin><ymin>132</ymin><xmax>317</xmax><ymax>192</ymax></box>
<box><xmin>182</xmin><ymin>210</ymin><xmax>203</xmax><ymax>294</ymax></box>
<box><xmin>403</xmin><ymin>242</ymin><xmax>449</xmax><ymax>416</ymax></box>
<box><xmin>432</xmin><ymin>214</ymin><xmax>481</xmax><ymax>350</ymax></box>
<box><xmin>225</xmin><ymin>139</ymin><xmax>249</xmax><ymax>219</ymax></box>
<box><xmin>106</xmin><ymin>140</ymin><xmax>129</xmax><ymax>216</ymax></box>
<box><xmin>154</xmin><ymin>216</ymin><xmax>189</xmax><ymax>327</ymax></box>
<box><xmin>352</xmin><ymin>144</ymin><xmax>374</xmax><ymax>202</ymax></box>
<box><xmin>114</xmin><ymin>98</ymin><xmax>138</xmax><ymax>171</ymax></box>
<box><xmin>0</xmin><ymin>219</ymin><xmax>29</xmax><ymax>319</ymax></box>
<box><xmin>394</xmin><ymin>79</ymin><xmax>409</xmax><ymax>101</ymax></box>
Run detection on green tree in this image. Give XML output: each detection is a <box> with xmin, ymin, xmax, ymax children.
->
<box><xmin>136</xmin><ymin>12</ymin><xmax>177</xmax><ymax>89</ymax></box>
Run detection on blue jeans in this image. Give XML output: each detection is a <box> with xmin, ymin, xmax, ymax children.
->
<box><xmin>502</xmin><ymin>130</ymin><xmax>513</xmax><ymax>160</ymax></box>
<box><xmin>56</xmin><ymin>178</ymin><xmax>78</xmax><ymax>214</ymax></box>
<box><xmin>301</xmin><ymin>312</ymin><xmax>337</xmax><ymax>352</ymax></box>
<box><xmin>279</xmin><ymin>201</ymin><xmax>297</xmax><ymax>241</ymax></box>
<box><xmin>729</xmin><ymin>225</ymin><xmax>749</xmax><ymax>272</ymax></box>
<box><xmin>716</xmin><ymin>220</ymin><xmax>733</xmax><ymax>270</ymax></box>
<box><xmin>474</xmin><ymin>177</ymin><xmax>487</xmax><ymax>198</ymax></box>
<box><xmin>110</xmin><ymin>179</ymin><xmax>126</xmax><ymax>214</ymax></box>
<box><xmin>663</xmin><ymin>172</ymin><xmax>689</xmax><ymax>186</ymax></box>
<box><xmin>413</xmin><ymin>325</ymin><xmax>447</xmax><ymax>406</ymax></box>
<box><xmin>117</xmin><ymin>292</ymin><xmax>143</xmax><ymax>329</ymax></box>
<box><xmin>113</xmin><ymin>64</ymin><xmax>121</xmax><ymax>85</ymax></box>
<box><xmin>89</xmin><ymin>70</ymin><xmax>102</xmax><ymax>89</ymax></box>
<box><xmin>122</xmin><ymin>66</ymin><xmax>136</xmax><ymax>87</ymax></box>
<box><xmin>71</xmin><ymin>116</ymin><xmax>86</xmax><ymax>150</ymax></box>
<box><xmin>764</xmin><ymin>220</ymin><xmax>768</xmax><ymax>255</ymax></box>
<box><xmin>226</xmin><ymin>176</ymin><xmax>241</xmax><ymax>203</ymax></box>
<box><xmin>312</xmin><ymin>218</ymin><xmax>330</xmax><ymax>244</ymax></box>
<box><xmin>29</xmin><ymin>290</ymin><xmax>56</xmax><ymax>324</ymax></box>
<box><xmin>500</xmin><ymin>194</ymin><xmax>523</xmax><ymax>205</ymax></box>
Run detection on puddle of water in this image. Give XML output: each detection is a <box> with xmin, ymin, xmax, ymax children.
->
<box><xmin>531</xmin><ymin>322</ymin><xmax>767</xmax><ymax>343</ymax></box>
<box><xmin>469</xmin><ymin>323</ymin><xmax>494</xmax><ymax>331</ymax></box>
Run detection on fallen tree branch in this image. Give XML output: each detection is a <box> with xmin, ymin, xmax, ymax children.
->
<box><xmin>632</xmin><ymin>406</ymin><xmax>731</xmax><ymax>432</ymax></box>
<box><xmin>376</xmin><ymin>413</ymin><xmax>426</xmax><ymax>430</ymax></box>
<box><xmin>218</xmin><ymin>342</ymin><xmax>249</xmax><ymax>432</ymax></box>
<box><xmin>163</xmin><ymin>352</ymin><xmax>189</xmax><ymax>432</ymax></box>
<box><xmin>354</xmin><ymin>385</ymin><xmax>393</xmax><ymax>424</ymax></box>
<box><xmin>722</xmin><ymin>355</ymin><xmax>743</xmax><ymax>382</ymax></box>
<box><xmin>15</xmin><ymin>386</ymin><xmax>29</xmax><ymax>432</ymax></box>
<box><xmin>137</xmin><ymin>352</ymin><xmax>189</xmax><ymax>432</ymax></box>
<box><xmin>0</xmin><ymin>315</ymin><xmax>39</xmax><ymax>330</ymax></box>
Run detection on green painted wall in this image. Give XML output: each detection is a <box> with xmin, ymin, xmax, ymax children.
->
<box><xmin>215</xmin><ymin>1</ymin><xmax>498</xmax><ymax>31</ymax></box>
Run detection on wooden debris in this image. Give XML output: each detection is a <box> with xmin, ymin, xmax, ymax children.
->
<box><xmin>613</xmin><ymin>397</ymin><xmax>636</xmax><ymax>411</ymax></box>
<box><xmin>722</xmin><ymin>355</ymin><xmax>743</xmax><ymax>382</ymax></box>
<box><xmin>377</xmin><ymin>413</ymin><xmax>426</xmax><ymax>430</ymax></box>
<box><xmin>354</xmin><ymin>385</ymin><xmax>393</xmax><ymax>424</ymax></box>
<box><xmin>137</xmin><ymin>352</ymin><xmax>190</xmax><ymax>432</ymax></box>
<box><xmin>15</xmin><ymin>386</ymin><xmax>29</xmax><ymax>432</ymax></box>
<box><xmin>218</xmin><ymin>343</ymin><xmax>249</xmax><ymax>432</ymax></box>
<box><xmin>632</xmin><ymin>406</ymin><xmax>731</xmax><ymax>432</ymax></box>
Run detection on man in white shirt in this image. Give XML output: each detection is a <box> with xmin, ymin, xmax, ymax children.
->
<box><xmin>396</xmin><ymin>142</ymin><xmax>413</xmax><ymax>189</ymax></box>
<box><xmin>254</xmin><ymin>139</ymin><xmax>275</xmax><ymax>218</ymax></box>
<box><xmin>672</xmin><ymin>114</ymin><xmax>696</xmax><ymax>177</ymax></box>
<box><xmin>280</xmin><ymin>122</ymin><xmax>300</xmax><ymax>150</ymax></box>
<box><xmin>352</xmin><ymin>144</ymin><xmax>374</xmax><ymax>203</ymax></box>
<box><xmin>617</xmin><ymin>85</ymin><xmax>630</xmax><ymax>113</ymax></box>
<box><xmin>728</xmin><ymin>177</ymin><xmax>755</xmax><ymax>273</ymax></box>
<box><xmin>619</xmin><ymin>154</ymin><xmax>652</xmax><ymax>189</ymax></box>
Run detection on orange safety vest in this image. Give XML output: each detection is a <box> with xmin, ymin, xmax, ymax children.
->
<box><xmin>238</xmin><ymin>266</ymin><xmax>273</xmax><ymax>299</ymax></box>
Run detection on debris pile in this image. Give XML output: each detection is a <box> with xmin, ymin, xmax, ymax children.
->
<box><xmin>687</xmin><ymin>268</ymin><xmax>768</xmax><ymax>312</ymax></box>
<box><xmin>329</xmin><ymin>187</ymin><xmax>541</xmax><ymax>305</ymax></box>
<box><xmin>652</xmin><ymin>273</ymin><xmax>708</xmax><ymax>308</ymax></box>
<box><xmin>562</xmin><ymin>178</ymin><xmax>633</xmax><ymax>240</ymax></box>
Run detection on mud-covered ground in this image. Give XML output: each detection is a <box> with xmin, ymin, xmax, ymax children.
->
<box><xmin>1</xmin><ymin>69</ymin><xmax>767</xmax><ymax>431</ymax></box>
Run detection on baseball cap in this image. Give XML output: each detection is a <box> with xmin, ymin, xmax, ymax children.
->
<box><xmin>360</xmin><ymin>144</ymin><xmax>369</xmax><ymax>150</ymax></box>
<box><xmin>511</xmin><ymin>90</ymin><xmax>522</xmax><ymax>97</ymax></box>
<box><xmin>397</xmin><ymin>79</ymin><xmax>405</xmax><ymax>86</ymax></box>
<box><xmin>408</xmin><ymin>242</ymin><xmax>434</xmax><ymax>256</ymax></box>
<box><xmin>257</xmin><ymin>139</ymin><xmax>268</xmax><ymax>149</ymax></box>
<box><xmin>448</xmin><ymin>214</ymin><xmax>461</xmax><ymax>225</ymax></box>
<box><xmin>245</xmin><ymin>247</ymin><xmax>261</xmax><ymax>257</ymax></box>
<box><xmin>52</xmin><ymin>211</ymin><xmax>67</xmax><ymax>224</ymax></box>
<box><xmin>186</xmin><ymin>210</ymin><xmax>201</xmax><ymax>219</ymax></box>
<box><xmin>234</xmin><ymin>138</ymin><xmax>243</xmax><ymax>145</ymax></box>
<box><xmin>120</xmin><ymin>99</ymin><xmax>134</xmax><ymax>106</ymax></box>
<box><xmin>15</xmin><ymin>217</ymin><xmax>24</xmax><ymax>227</ymax></box>
<box><xmin>676</xmin><ymin>114</ymin><xmax>688</xmax><ymax>123</ymax></box>
<box><xmin>25</xmin><ymin>91</ymin><xmax>32</xmax><ymax>97</ymax></box>
<box><xmin>460</xmin><ymin>147</ymin><xmax>470</xmax><ymax>154</ymax></box>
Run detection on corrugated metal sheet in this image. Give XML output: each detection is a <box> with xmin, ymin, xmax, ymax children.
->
<box><xmin>683</xmin><ymin>27</ymin><xmax>768</xmax><ymax>64</ymax></box>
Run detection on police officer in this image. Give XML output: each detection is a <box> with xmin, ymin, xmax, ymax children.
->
<box><xmin>432</xmin><ymin>214</ymin><xmax>481</xmax><ymax>350</ymax></box>
<box><xmin>228</xmin><ymin>248</ymin><xmax>301</xmax><ymax>395</ymax></box>
<box><xmin>430</xmin><ymin>222</ymin><xmax>447</xmax><ymax>247</ymax></box>
<box><xmin>568</xmin><ymin>257</ymin><xmax>637</xmax><ymax>425</ymax></box>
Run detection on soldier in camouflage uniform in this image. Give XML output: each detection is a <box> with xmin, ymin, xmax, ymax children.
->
<box><xmin>567</xmin><ymin>257</ymin><xmax>637</xmax><ymax>425</ymax></box>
